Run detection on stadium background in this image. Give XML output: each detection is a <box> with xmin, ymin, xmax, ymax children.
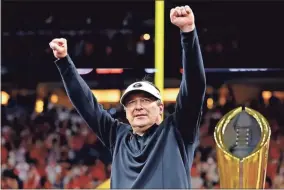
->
<box><xmin>2</xmin><ymin>0</ymin><xmax>284</xmax><ymax>189</ymax></box>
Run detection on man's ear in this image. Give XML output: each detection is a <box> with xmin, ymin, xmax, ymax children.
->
<box><xmin>159</xmin><ymin>103</ymin><xmax>164</xmax><ymax>114</ymax></box>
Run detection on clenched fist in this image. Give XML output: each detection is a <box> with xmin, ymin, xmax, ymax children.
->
<box><xmin>49</xmin><ymin>38</ymin><xmax>68</xmax><ymax>59</ymax></box>
<box><xmin>170</xmin><ymin>5</ymin><xmax>195</xmax><ymax>32</ymax></box>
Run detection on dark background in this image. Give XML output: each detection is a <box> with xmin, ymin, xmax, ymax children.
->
<box><xmin>2</xmin><ymin>0</ymin><xmax>284</xmax><ymax>88</ymax></box>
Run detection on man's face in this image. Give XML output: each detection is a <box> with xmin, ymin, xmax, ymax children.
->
<box><xmin>124</xmin><ymin>92</ymin><xmax>164</xmax><ymax>133</ymax></box>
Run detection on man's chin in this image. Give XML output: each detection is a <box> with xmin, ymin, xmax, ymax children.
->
<box><xmin>133</xmin><ymin>123</ymin><xmax>147</xmax><ymax>128</ymax></box>
<box><xmin>132</xmin><ymin>120</ymin><xmax>149</xmax><ymax>129</ymax></box>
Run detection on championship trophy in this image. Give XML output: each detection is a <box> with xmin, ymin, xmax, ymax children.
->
<box><xmin>214</xmin><ymin>106</ymin><xmax>271</xmax><ymax>188</ymax></box>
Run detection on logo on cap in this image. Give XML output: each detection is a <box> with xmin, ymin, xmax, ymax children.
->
<box><xmin>133</xmin><ymin>83</ymin><xmax>142</xmax><ymax>88</ymax></box>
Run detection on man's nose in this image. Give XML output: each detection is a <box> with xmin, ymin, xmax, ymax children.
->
<box><xmin>134</xmin><ymin>100</ymin><xmax>143</xmax><ymax>109</ymax></box>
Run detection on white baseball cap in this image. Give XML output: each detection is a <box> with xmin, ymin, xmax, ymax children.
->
<box><xmin>120</xmin><ymin>81</ymin><xmax>162</xmax><ymax>105</ymax></box>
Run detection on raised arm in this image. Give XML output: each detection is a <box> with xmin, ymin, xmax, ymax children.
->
<box><xmin>49</xmin><ymin>38</ymin><xmax>123</xmax><ymax>150</ymax></box>
<box><xmin>170</xmin><ymin>6</ymin><xmax>206</xmax><ymax>144</ymax></box>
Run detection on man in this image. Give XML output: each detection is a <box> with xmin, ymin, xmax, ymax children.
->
<box><xmin>49</xmin><ymin>5</ymin><xmax>206</xmax><ymax>188</ymax></box>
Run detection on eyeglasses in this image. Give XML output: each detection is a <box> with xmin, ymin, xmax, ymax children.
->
<box><xmin>125</xmin><ymin>98</ymin><xmax>155</xmax><ymax>109</ymax></box>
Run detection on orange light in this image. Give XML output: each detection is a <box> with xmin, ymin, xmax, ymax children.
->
<box><xmin>1</xmin><ymin>91</ymin><xmax>10</xmax><ymax>105</ymax></box>
<box><xmin>143</xmin><ymin>33</ymin><xmax>150</xmax><ymax>40</ymax></box>
<box><xmin>50</xmin><ymin>94</ymin><xmax>58</xmax><ymax>103</ymax></box>
<box><xmin>262</xmin><ymin>91</ymin><xmax>272</xmax><ymax>100</ymax></box>
<box><xmin>96</xmin><ymin>68</ymin><xmax>123</xmax><ymax>74</ymax></box>
<box><xmin>35</xmin><ymin>99</ymin><xmax>44</xmax><ymax>113</ymax></box>
<box><xmin>207</xmin><ymin>98</ymin><xmax>214</xmax><ymax>109</ymax></box>
<box><xmin>91</xmin><ymin>90</ymin><xmax>121</xmax><ymax>103</ymax></box>
<box><xmin>163</xmin><ymin>88</ymin><xmax>179</xmax><ymax>102</ymax></box>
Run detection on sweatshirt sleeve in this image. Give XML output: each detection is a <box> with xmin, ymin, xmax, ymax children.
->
<box><xmin>55</xmin><ymin>55</ymin><xmax>123</xmax><ymax>150</ymax></box>
<box><xmin>173</xmin><ymin>29</ymin><xmax>206</xmax><ymax>144</ymax></box>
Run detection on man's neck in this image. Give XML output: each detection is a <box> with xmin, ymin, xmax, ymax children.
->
<box><xmin>134</xmin><ymin>131</ymin><xmax>144</xmax><ymax>136</ymax></box>
<box><xmin>132</xmin><ymin>126</ymin><xmax>150</xmax><ymax>136</ymax></box>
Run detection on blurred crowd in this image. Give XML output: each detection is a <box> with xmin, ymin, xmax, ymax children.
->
<box><xmin>1</xmin><ymin>102</ymin><xmax>113</xmax><ymax>189</ymax></box>
<box><xmin>1</xmin><ymin>89</ymin><xmax>284</xmax><ymax>189</ymax></box>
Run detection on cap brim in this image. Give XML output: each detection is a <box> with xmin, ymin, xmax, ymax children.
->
<box><xmin>120</xmin><ymin>81</ymin><xmax>162</xmax><ymax>105</ymax></box>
